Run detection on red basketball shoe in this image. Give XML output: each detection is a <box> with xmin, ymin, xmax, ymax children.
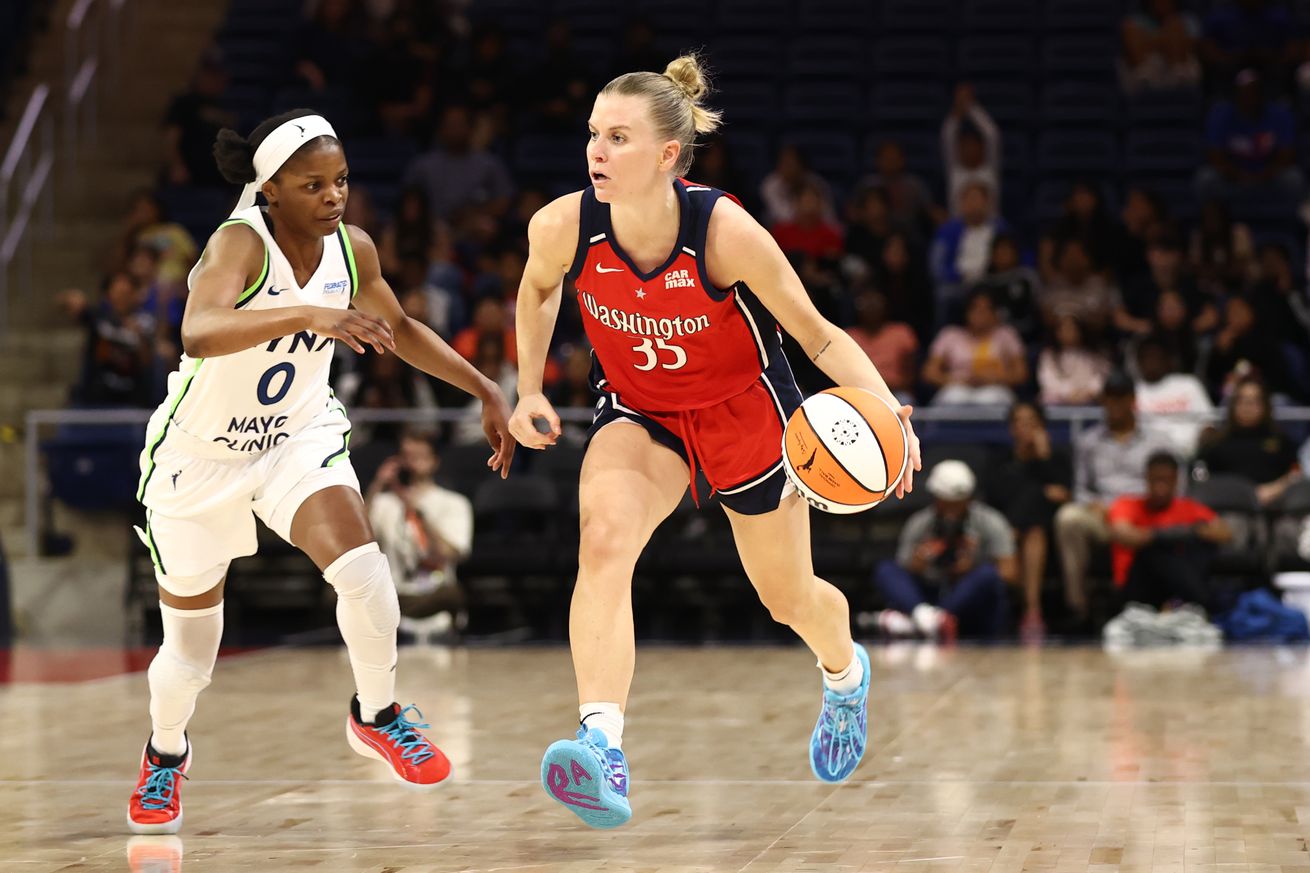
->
<box><xmin>346</xmin><ymin>695</ymin><xmax>451</xmax><ymax>788</ymax></box>
<box><xmin>127</xmin><ymin>740</ymin><xmax>191</xmax><ymax>835</ymax></box>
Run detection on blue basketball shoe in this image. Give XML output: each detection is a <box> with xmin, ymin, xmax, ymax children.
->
<box><xmin>809</xmin><ymin>642</ymin><xmax>871</xmax><ymax>783</ymax></box>
<box><xmin>541</xmin><ymin>726</ymin><xmax>631</xmax><ymax>829</ymax></box>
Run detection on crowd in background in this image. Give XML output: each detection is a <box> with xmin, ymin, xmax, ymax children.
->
<box><xmin>46</xmin><ymin>0</ymin><xmax>1310</xmax><ymax>640</ymax></box>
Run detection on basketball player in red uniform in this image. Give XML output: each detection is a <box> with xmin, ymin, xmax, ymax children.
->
<box><xmin>509</xmin><ymin>55</ymin><xmax>922</xmax><ymax>828</ymax></box>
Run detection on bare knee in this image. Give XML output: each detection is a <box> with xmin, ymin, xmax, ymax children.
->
<box><xmin>754</xmin><ymin>575</ymin><xmax>818</xmax><ymax>627</ymax></box>
<box><xmin>578</xmin><ymin>515</ymin><xmax>645</xmax><ymax>575</ymax></box>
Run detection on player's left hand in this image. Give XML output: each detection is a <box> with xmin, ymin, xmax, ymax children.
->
<box><xmin>896</xmin><ymin>404</ymin><xmax>921</xmax><ymax>499</ymax></box>
<box><xmin>481</xmin><ymin>389</ymin><xmax>517</xmax><ymax>479</ymax></box>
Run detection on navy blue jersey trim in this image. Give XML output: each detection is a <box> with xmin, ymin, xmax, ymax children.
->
<box><xmin>565</xmin><ymin>188</ymin><xmax>600</xmax><ymax>283</ymax></box>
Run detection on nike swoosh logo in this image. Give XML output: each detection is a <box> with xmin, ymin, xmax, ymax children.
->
<box><xmin>268</xmin><ymin>287</ymin><xmax>285</xmax><ymax>296</ymax></box>
<box><xmin>596</xmin><ymin>264</ymin><xmax>623</xmax><ymax>274</ymax></box>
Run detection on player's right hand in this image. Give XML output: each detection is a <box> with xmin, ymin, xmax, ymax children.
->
<box><xmin>303</xmin><ymin>306</ymin><xmax>395</xmax><ymax>355</ymax></box>
<box><xmin>509</xmin><ymin>393</ymin><xmax>561</xmax><ymax>450</ymax></box>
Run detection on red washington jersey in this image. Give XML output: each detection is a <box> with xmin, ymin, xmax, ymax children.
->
<box><xmin>567</xmin><ymin>179</ymin><xmax>785</xmax><ymax>412</ymax></box>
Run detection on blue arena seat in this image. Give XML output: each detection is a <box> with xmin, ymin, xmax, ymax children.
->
<box><xmin>871</xmin><ymin>81</ymin><xmax>950</xmax><ymax>126</ymax></box>
<box><xmin>715</xmin><ymin>80</ymin><xmax>781</xmax><ymax>128</ymax></box>
<box><xmin>513</xmin><ymin>134</ymin><xmax>584</xmax><ymax>179</ymax></box>
<box><xmin>1124</xmin><ymin>129</ymin><xmax>1203</xmax><ymax>175</ymax></box>
<box><xmin>971</xmin><ymin>81</ymin><xmax>1036</xmax><ymax>129</ymax></box>
<box><xmin>957</xmin><ymin>35</ymin><xmax>1034</xmax><ymax>77</ymax></box>
<box><xmin>1036</xmin><ymin>129</ymin><xmax>1118</xmax><ymax>175</ymax></box>
<box><xmin>786</xmin><ymin>35</ymin><xmax>866</xmax><ymax>79</ymax></box>
<box><xmin>708</xmin><ymin>35</ymin><xmax>783</xmax><ymax>81</ymax></box>
<box><xmin>1043</xmin><ymin>0</ymin><xmax>1125</xmax><ymax>32</ymax></box>
<box><xmin>879</xmin><ymin>0</ymin><xmax>958</xmax><ymax>32</ymax></box>
<box><xmin>783</xmin><ymin>81</ymin><xmax>864</xmax><ymax>127</ymax></box>
<box><xmin>715</xmin><ymin>0</ymin><xmax>792</xmax><ymax>33</ymax></box>
<box><xmin>346</xmin><ymin>138</ymin><xmax>419</xmax><ymax>183</ymax></box>
<box><xmin>1040</xmin><ymin>81</ymin><xmax>1120</xmax><ymax>125</ymax></box>
<box><xmin>1125</xmin><ymin>88</ymin><xmax>1205</xmax><ymax>127</ymax></box>
<box><xmin>1041</xmin><ymin>35</ymin><xmax>1118</xmax><ymax>76</ymax></box>
<box><xmin>872</xmin><ymin>37</ymin><xmax>952</xmax><ymax>78</ymax></box>
<box><xmin>797</xmin><ymin>0</ymin><xmax>875</xmax><ymax>34</ymax></box>
<box><xmin>722</xmin><ymin>131</ymin><xmax>773</xmax><ymax>186</ymax></box>
<box><xmin>963</xmin><ymin>0</ymin><xmax>1039</xmax><ymax>32</ymax></box>
<box><xmin>781</xmin><ymin>132</ymin><xmax>859</xmax><ymax>186</ymax></box>
<box><xmin>551</xmin><ymin>0</ymin><xmax>621</xmax><ymax>35</ymax></box>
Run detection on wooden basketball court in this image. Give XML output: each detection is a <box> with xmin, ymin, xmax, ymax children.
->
<box><xmin>6</xmin><ymin>643</ymin><xmax>1310</xmax><ymax>871</ymax></box>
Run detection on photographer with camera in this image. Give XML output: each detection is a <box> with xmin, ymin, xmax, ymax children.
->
<box><xmin>872</xmin><ymin>460</ymin><xmax>1017</xmax><ymax>641</ymax></box>
<box><xmin>365</xmin><ymin>430</ymin><xmax>473</xmax><ymax>642</ymax></box>
<box><xmin>1107</xmin><ymin>451</ymin><xmax>1231</xmax><ymax>611</ymax></box>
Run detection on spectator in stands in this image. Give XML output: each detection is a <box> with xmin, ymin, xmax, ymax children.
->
<box><xmin>1197</xmin><ymin>69</ymin><xmax>1301</xmax><ymax>205</ymax></box>
<box><xmin>1118</xmin><ymin>225</ymin><xmax>1217</xmax><ymax>342</ymax></box>
<box><xmin>1055</xmin><ymin>371</ymin><xmax>1175</xmax><ymax>624</ymax></box>
<box><xmin>1190</xmin><ymin>199</ymin><xmax>1255</xmax><ymax>299</ymax></box>
<box><xmin>342</xmin><ymin>182</ymin><xmax>380</xmax><ymax>240</ymax></box>
<box><xmin>922</xmin><ymin>287</ymin><xmax>1027</xmax><ymax>406</ymax></box>
<box><xmin>366</xmin><ymin>431</ymin><xmax>473</xmax><ymax>643</ymax></box>
<box><xmin>929</xmin><ymin>181</ymin><xmax>1008</xmax><ymax>314</ymax></box>
<box><xmin>873</xmin><ymin>460</ymin><xmax>1016</xmax><ymax>641</ymax></box>
<box><xmin>608</xmin><ymin>18</ymin><xmax>667</xmax><ymax>80</ymax></box>
<box><xmin>293</xmin><ymin>0</ymin><xmax>368</xmax><ymax>94</ymax></box>
<box><xmin>396</xmin><ymin>254</ymin><xmax>464</xmax><ymax>341</ymax></box>
<box><xmin>1206</xmin><ymin>294</ymin><xmax>1291</xmax><ymax>400</ymax></box>
<box><xmin>1246</xmin><ymin>241</ymin><xmax>1310</xmax><ymax>397</ymax></box>
<box><xmin>162</xmin><ymin>47</ymin><xmax>235</xmax><ymax>187</ymax></box>
<box><xmin>454</xmin><ymin>333</ymin><xmax>518</xmax><ymax>446</ymax></box>
<box><xmin>845</xmin><ymin>289</ymin><xmax>919</xmax><ymax>402</ymax></box>
<box><xmin>346</xmin><ymin>348</ymin><xmax>435</xmax><ymax>443</ymax></box>
<box><xmin>379</xmin><ymin>187</ymin><xmax>436</xmax><ymax>278</ymax></box>
<box><xmin>691</xmin><ymin>137</ymin><xmax>756</xmax><ymax>214</ymax></box>
<box><xmin>984</xmin><ymin>401</ymin><xmax>1073</xmax><ymax>640</ymax></box>
<box><xmin>1134</xmin><ymin>333</ymin><xmax>1215</xmax><ymax>457</ymax></box>
<box><xmin>463</xmin><ymin>23</ymin><xmax>518</xmax><ymax>116</ymax></box>
<box><xmin>1040</xmin><ymin>238</ymin><xmax>1122</xmax><ymax>340</ymax></box>
<box><xmin>1200</xmin><ymin>0</ymin><xmax>1297</xmax><ymax>91</ymax></box>
<box><xmin>971</xmin><ymin>233</ymin><xmax>1042</xmax><ymax>344</ymax></box>
<box><xmin>1108</xmin><ymin>451</ymin><xmax>1231</xmax><ymax>610</ymax></box>
<box><xmin>109</xmin><ymin>190</ymin><xmax>197</xmax><ymax>289</ymax></box>
<box><xmin>60</xmin><ymin>271</ymin><xmax>158</xmax><ymax>408</ymax></box>
<box><xmin>1038</xmin><ymin>315</ymin><xmax>1111</xmax><ymax>406</ymax></box>
<box><xmin>857</xmin><ymin>140</ymin><xmax>939</xmax><ymax>239</ymax></box>
<box><xmin>760</xmin><ymin>144</ymin><xmax>836</xmax><ymax>226</ymax></box>
<box><xmin>877</xmin><ymin>231</ymin><xmax>936</xmax><ymax>340</ymax></box>
<box><xmin>452</xmin><ymin>297</ymin><xmax>558</xmax><ymax>387</ymax></box>
<box><xmin>359</xmin><ymin>8</ymin><xmax>435</xmax><ymax>138</ymax></box>
<box><xmin>127</xmin><ymin>243</ymin><xmax>183</xmax><ymax>358</ymax></box>
<box><xmin>1197</xmin><ymin>376</ymin><xmax>1302</xmax><ymax>505</ymax></box>
<box><xmin>846</xmin><ymin>186</ymin><xmax>909</xmax><ymax>278</ymax></box>
<box><xmin>549</xmin><ymin>344</ymin><xmax>598</xmax><ymax>445</ymax></box>
<box><xmin>1039</xmin><ymin>181</ymin><xmax>1119</xmax><ymax>282</ymax></box>
<box><xmin>531</xmin><ymin>20</ymin><xmax>594</xmax><ymax>132</ymax></box>
<box><xmin>1120</xmin><ymin>0</ymin><xmax>1203</xmax><ymax>93</ymax></box>
<box><xmin>1117</xmin><ymin>186</ymin><xmax>1168</xmax><ymax>285</ymax></box>
<box><xmin>941</xmin><ymin>82</ymin><xmax>1001</xmax><ymax>218</ymax></box>
<box><xmin>403</xmin><ymin>104</ymin><xmax>514</xmax><ymax>222</ymax></box>
<box><xmin>770</xmin><ymin>180</ymin><xmax>844</xmax><ymax>263</ymax></box>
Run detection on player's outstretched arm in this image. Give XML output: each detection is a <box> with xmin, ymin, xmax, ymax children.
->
<box><xmin>347</xmin><ymin>224</ymin><xmax>515</xmax><ymax>478</ymax></box>
<box><xmin>181</xmin><ymin>223</ymin><xmax>394</xmax><ymax>359</ymax></box>
<box><xmin>705</xmin><ymin>198</ymin><xmax>923</xmax><ymax>496</ymax></box>
<box><xmin>510</xmin><ymin>194</ymin><xmax>580</xmax><ymax>450</ymax></box>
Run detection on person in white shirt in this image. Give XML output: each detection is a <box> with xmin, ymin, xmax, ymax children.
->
<box><xmin>366</xmin><ymin>430</ymin><xmax>474</xmax><ymax>642</ymax></box>
<box><xmin>1132</xmin><ymin>334</ymin><xmax>1214</xmax><ymax>458</ymax></box>
<box><xmin>941</xmin><ymin>83</ymin><xmax>1001</xmax><ymax>218</ymax></box>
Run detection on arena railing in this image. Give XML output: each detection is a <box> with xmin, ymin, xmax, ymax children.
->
<box><xmin>0</xmin><ymin>84</ymin><xmax>54</xmax><ymax>336</ymax></box>
<box><xmin>25</xmin><ymin>404</ymin><xmax>1310</xmax><ymax>556</ymax></box>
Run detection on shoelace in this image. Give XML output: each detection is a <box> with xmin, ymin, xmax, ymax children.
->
<box><xmin>378</xmin><ymin>705</ymin><xmax>436</xmax><ymax>765</ymax></box>
<box><xmin>136</xmin><ymin>763</ymin><xmax>188</xmax><ymax>810</ymax></box>
<box><xmin>819</xmin><ymin>694</ymin><xmax>865</xmax><ymax>773</ymax></box>
<box><xmin>577</xmin><ymin>730</ymin><xmax>628</xmax><ymax>791</ymax></box>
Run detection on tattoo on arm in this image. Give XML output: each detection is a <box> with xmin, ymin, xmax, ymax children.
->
<box><xmin>811</xmin><ymin>340</ymin><xmax>831</xmax><ymax>362</ymax></box>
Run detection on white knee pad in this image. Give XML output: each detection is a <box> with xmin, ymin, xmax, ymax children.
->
<box><xmin>324</xmin><ymin>543</ymin><xmax>400</xmax><ymax>636</ymax></box>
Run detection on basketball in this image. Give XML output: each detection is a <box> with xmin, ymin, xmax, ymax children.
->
<box><xmin>781</xmin><ymin>387</ymin><xmax>909</xmax><ymax>515</ymax></box>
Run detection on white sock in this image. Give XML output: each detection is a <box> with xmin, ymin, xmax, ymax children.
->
<box><xmin>579</xmin><ymin>702</ymin><xmax>624</xmax><ymax>749</ymax></box>
<box><xmin>325</xmin><ymin>544</ymin><xmax>400</xmax><ymax>723</ymax></box>
<box><xmin>820</xmin><ymin>643</ymin><xmax>864</xmax><ymax>696</ymax></box>
<box><xmin>148</xmin><ymin>601</ymin><xmax>223</xmax><ymax>756</ymax></box>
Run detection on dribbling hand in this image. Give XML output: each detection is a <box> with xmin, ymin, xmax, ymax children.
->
<box><xmin>303</xmin><ymin>306</ymin><xmax>395</xmax><ymax>355</ymax></box>
<box><xmin>896</xmin><ymin>404</ymin><xmax>921</xmax><ymax>499</ymax></box>
<box><xmin>509</xmin><ymin>393</ymin><xmax>562</xmax><ymax>450</ymax></box>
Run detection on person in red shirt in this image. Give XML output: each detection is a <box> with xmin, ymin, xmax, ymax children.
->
<box><xmin>1107</xmin><ymin>451</ymin><xmax>1231</xmax><ymax>609</ymax></box>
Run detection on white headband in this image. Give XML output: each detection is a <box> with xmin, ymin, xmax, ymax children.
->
<box><xmin>230</xmin><ymin>114</ymin><xmax>338</xmax><ymax>216</ymax></box>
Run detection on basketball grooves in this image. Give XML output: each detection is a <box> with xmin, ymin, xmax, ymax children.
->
<box><xmin>826</xmin><ymin>392</ymin><xmax>891</xmax><ymax>493</ymax></box>
<box><xmin>795</xmin><ymin>404</ymin><xmax>879</xmax><ymax>503</ymax></box>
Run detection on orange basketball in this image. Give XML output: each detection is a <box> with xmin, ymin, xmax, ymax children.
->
<box><xmin>781</xmin><ymin>387</ymin><xmax>909</xmax><ymax>514</ymax></box>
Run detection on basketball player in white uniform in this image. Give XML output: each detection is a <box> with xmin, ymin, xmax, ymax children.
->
<box><xmin>127</xmin><ymin>109</ymin><xmax>515</xmax><ymax>834</ymax></box>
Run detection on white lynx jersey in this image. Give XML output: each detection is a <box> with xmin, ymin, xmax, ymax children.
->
<box><xmin>138</xmin><ymin>206</ymin><xmax>359</xmax><ymax>498</ymax></box>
